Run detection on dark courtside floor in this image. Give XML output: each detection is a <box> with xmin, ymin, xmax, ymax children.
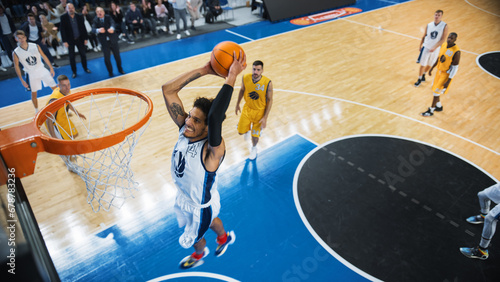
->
<box><xmin>296</xmin><ymin>135</ymin><xmax>499</xmax><ymax>282</ymax></box>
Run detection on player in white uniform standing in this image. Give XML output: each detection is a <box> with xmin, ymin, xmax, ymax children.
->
<box><xmin>414</xmin><ymin>10</ymin><xmax>448</xmax><ymax>87</ymax></box>
<box><xmin>13</xmin><ymin>30</ymin><xmax>57</xmax><ymax>113</ymax></box>
<box><xmin>460</xmin><ymin>183</ymin><xmax>500</xmax><ymax>260</ymax></box>
<box><xmin>162</xmin><ymin>52</ymin><xmax>246</xmax><ymax>269</ymax></box>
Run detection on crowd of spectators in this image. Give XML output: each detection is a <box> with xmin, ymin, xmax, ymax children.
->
<box><xmin>0</xmin><ymin>0</ymin><xmax>228</xmax><ymax>72</ymax></box>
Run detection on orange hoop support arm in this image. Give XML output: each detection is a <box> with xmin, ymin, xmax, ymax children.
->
<box><xmin>0</xmin><ymin>88</ymin><xmax>153</xmax><ymax>185</ymax></box>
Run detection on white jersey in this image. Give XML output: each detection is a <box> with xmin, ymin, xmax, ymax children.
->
<box><xmin>423</xmin><ymin>21</ymin><xmax>447</xmax><ymax>49</ymax></box>
<box><xmin>171</xmin><ymin>125</ymin><xmax>220</xmax><ymax>207</ymax></box>
<box><xmin>14</xmin><ymin>43</ymin><xmax>45</xmax><ymax>73</ymax></box>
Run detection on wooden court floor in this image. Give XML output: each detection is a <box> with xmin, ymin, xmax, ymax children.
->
<box><xmin>1</xmin><ymin>0</ymin><xmax>499</xmax><ymax>267</ymax></box>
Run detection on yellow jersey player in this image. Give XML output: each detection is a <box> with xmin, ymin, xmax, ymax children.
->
<box><xmin>235</xmin><ymin>60</ymin><xmax>274</xmax><ymax>160</ymax></box>
<box><xmin>421</xmin><ymin>32</ymin><xmax>460</xmax><ymax>117</ymax></box>
<box><xmin>45</xmin><ymin>75</ymin><xmax>86</xmax><ymax>140</ymax></box>
<box><xmin>45</xmin><ymin>75</ymin><xmax>86</xmax><ymax>173</ymax></box>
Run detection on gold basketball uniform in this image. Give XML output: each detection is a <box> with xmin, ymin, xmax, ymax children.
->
<box><xmin>432</xmin><ymin>42</ymin><xmax>460</xmax><ymax>95</ymax></box>
<box><xmin>238</xmin><ymin>74</ymin><xmax>272</xmax><ymax>137</ymax></box>
<box><xmin>46</xmin><ymin>88</ymin><xmax>78</xmax><ymax>140</ymax></box>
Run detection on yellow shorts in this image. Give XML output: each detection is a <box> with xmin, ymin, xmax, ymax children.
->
<box><xmin>432</xmin><ymin>70</ymin><xmax>452</xmax><ymax>95</ymax></box>
<box><xmin>237</xmin><ymin>106</ymin><xmax>265</xmax><ymax>137</ymax></box>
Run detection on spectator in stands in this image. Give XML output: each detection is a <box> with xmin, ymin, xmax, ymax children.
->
<box><xmin>93</xmin><ymin>7</ymin><xmax>125</xmax><ymax>77</ymax></box>
<box><xmin>0</xmin><ymin>4</ymin><xmax>17</xmax><ymax>62</ymax></box>
<box><xmin>40</xmin><ymin>14</ymin><xmax>61</xmax><ymax>59</ymax></box>
<box><xmin>168</xmin><ymin>0</ymin><xmax>190</xmax><ymax>40</ymax></box>
<box><xmin>110</xmin><ymin>1</ymin><xmax>134</xmax><ymax>44</ymax></box>
<box><xmin>125</xmin><ymin>1</ymin><xmax>146</xmax><ymax>40</ymax></box>
<box><xmin>56</xmin><ymin>0</ymin><xmax>68</xmax><ymax>16</ymax></box>
<box><xmin>10</xmin><ymin>2</ymin><xmax>27</xmax><ymax>20</ymax></box>
<box><xmin>205</xmin><ymin>0</ymin><xmax>222</xmax><ymax>24</ymax></box>
<box><xmin>60</xmin><ymin>3</ymin><xmax>91</xmax><ymax>78</ymax></box>
<box><xmin>21</xmin><ymin>13</ymin><xmax>59</xmax><ymax>68</ymax></box>
<box><xmin>43</xmin><ymin>2</ymin><xmax>61</xmax><ymax>28</ymax></box>
<box><xmin>82</xmin><ymin>3</ymin><xmax>100</xmax><ymax>52</ymax></box>
<box><xmin>187</xmin><ymin>0</ymin><xmax>202</xmax><ymax>30</ymax></box>
<box><xmin>29</xmin><ymin>4</ymin><xmax>42</xmax><ymax>17</ymax></box>
<box><xmin>155</xmin><ymin>0</ymin><xmax>173</xmax><ymax>34</ymax></box>
<box><xmin>141</xmin><ymin>0</ymin><xmax>158</xmax><ymax>36</ymax></box>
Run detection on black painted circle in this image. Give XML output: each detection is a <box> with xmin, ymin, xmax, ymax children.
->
<box><xmin>296</xmin><ymin>136</ymin><xmax>499</xmax><ymax>282</ymax></box>
<box><xmin>477</xmin><ymin>52</ymin><xmax>500</xmax><ymax>78</ymax></box>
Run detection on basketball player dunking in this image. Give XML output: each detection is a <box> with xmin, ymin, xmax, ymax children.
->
<box><xmin>161</xmin><ymin>52</ymin><xmax>246</xmax><ymax>269</ymax></box>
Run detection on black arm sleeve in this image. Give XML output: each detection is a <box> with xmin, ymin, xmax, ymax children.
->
<box><xmin>208</xmin><ymin>84</ymin><xmax>233</xmax><ymax>147</ymax></box>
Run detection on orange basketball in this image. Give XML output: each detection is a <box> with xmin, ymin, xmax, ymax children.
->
<box><xmin>210</xmin><ymin>41</ymin><xmax>246</xmax><ymax>77</ymax></box>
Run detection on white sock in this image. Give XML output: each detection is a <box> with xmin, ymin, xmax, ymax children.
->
<box><xmin>436</xmin><ymin>102</ymin><xmax>442</xmax><ymax>108</ymax></box>
<box><xmin>430</xmin><ymin>107</ymin><xmax>435</xmax><ymax>113</ymax></box>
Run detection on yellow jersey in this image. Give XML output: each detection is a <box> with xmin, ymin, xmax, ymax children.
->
<box><xmin>243</xmin><ymin>73</ymin><xmax>271</xmax><ymax>111</ymax></box>
<box><xmin>46</xmin><ymin>88</ymin><xmax>77</xmax><ymax>140</ymax></box>
<box><xmin>437</xmin><ymin>42</ymin><xmax>460</xmax><ymax>72</ymax></box>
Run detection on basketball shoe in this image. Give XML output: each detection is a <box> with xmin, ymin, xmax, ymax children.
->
<box><xmin>179</xmin><ymin>247</ymin><xmax>209</xmax><ymax>269</ymax></box>
<box><xmin>421</xmin><ymin>108</ymin><xmax>434</xmax><ymax>116</ymax></box>
<box><xmin>249</xmin><ymin>146</ymin><xmax>257</xmax><ymax>160</ymax></box>
<box><xmin>215</xmin><ymin>231</ymin><xmax>236</xmax><ymax>257</ymax></box>
<box><xmin>414</xmin><ymin>78</ymin><xmax>422</xmax><ymax>87</ymax></box>
<box><xmin>466</xmin><ymin>214</ymin><xmax>485</xmax><ymax>224</ymax></box>
<box><xmin>460</xmin><ymin>246</ymin><xmax>489</xmax><ymax>260</ymax></box>
<box><xmin>434</xmin><ymin>105</ymin><xmax>443</xmax><ymax>112</ymax></box>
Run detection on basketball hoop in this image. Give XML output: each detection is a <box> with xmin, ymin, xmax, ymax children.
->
<box><xmin>0</xmin><ymin>88</ymin><xmax>153</xmax><ymax>212</ymax></box>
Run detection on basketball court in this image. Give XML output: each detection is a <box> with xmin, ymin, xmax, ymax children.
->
<box><xmin>1</xmin><ymin>0</ymin><xmax>500</xmax><ymax>281</ymax></box>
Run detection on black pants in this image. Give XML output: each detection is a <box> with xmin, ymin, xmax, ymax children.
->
<box><xmin>127</xmin><ymin>22</ymin><xmax>145</xmax><ymax>37</ymax></box>
<box><xmin>68</xmin><ymin>37</ymin><xmax>88</xmax><ymax>73</ymax></box>
<box><xmin>101</xmin><ymin>38</ymin><xmax>122</xmax><ymax>74</ymax></box>
<box><xmin>0</xmin><ymin>33</ymin><xmax>16</xmax><ymax>61</ymax></box>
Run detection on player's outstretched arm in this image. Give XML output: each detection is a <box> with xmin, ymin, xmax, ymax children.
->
<box><xmin>162</xmin><ymin>66</ymin><xmax>209</xmax><ymax>128</ymax></box>
<box><xmin>205</xmin><ymin>52</ymin><xmax>246</xmax><ymax>171</ymax></box>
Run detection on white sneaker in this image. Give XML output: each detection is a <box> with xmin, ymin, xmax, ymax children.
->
<box><xmin>249</xmin><ymin>146</ymin><xmax>257</xmax><ymax>160</ymax></box>
<box><xmin>0</xmin><ymin>66</ymin><xmax>6</xmax><ymax>72</ymax></box>
<box><xmin>176</xmin><ymin>34</ymin><xmax>181</xmax><ymax>40</ymax></box>
<box><xmin>56</xmin><ymin>54</ymin><xmax>61</xmax><ymax>59</ymax></box>
<box><xmin>185</xmin><ymin>30</ymin><xmax>190</xmax><ymax>36</ymax></box>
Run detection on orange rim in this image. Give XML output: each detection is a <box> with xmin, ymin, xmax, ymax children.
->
<box><xmin>34</xmin><ymin>88</ymin><xmax>153</xmax><ymax>155</ymax></box>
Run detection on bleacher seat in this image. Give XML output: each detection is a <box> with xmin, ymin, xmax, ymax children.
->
<box><xmin>219</xmin><ymin>0</ymin><xmax>234</xmax><ymax>21</ymax></box>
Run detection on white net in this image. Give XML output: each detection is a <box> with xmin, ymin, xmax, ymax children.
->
<box><xmin>41</xmin><ymin>91</ymin><xmax>151</xmax><ymax>212</ymax></box>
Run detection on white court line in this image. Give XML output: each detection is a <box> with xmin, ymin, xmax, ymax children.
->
<box><xmin>147</xmin><ymin>272</ymin><xmax>240</xmax><ymax>282</ymax></box>
<box><xmin>3</xmin><ymin>86</ymin><xmax>498</xmax><ymax>157</ymax></box>
<box><xmin>378</xmin><ymin>0</ymin><xmax>400</xmax><ymax>4</ymax></box>
<box><xmin>225</xmin><ymin>29</ymin><xmax>255</xmax><ymax>41</ymax></box>
<box><xmin>1</xmin><ymin>1</ymin><xmax>489</xmax><ymax>125</ymax></box>
<box><xmin>150</xmin><ymin>86</ymin><xmax>500</xmax><ymax>156</ymax></box>
<box><xmin>339</xmin><ymin>18</ymin><xmax>480</xmax><ymax>56</ymax></box>
<box><xmin>476</xmin><ymin>51</ymin><xmax>500</xmax><ymax>80</ymax></box>
<box><xmin>465</xmin><ymin>0</ymin><xmax>500</xmax><ymax>17</ymax></box>
<box><xmin>292</xmin><ymin>134</ymin><xmax>498</xmax><ymax>282</ymax></box>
